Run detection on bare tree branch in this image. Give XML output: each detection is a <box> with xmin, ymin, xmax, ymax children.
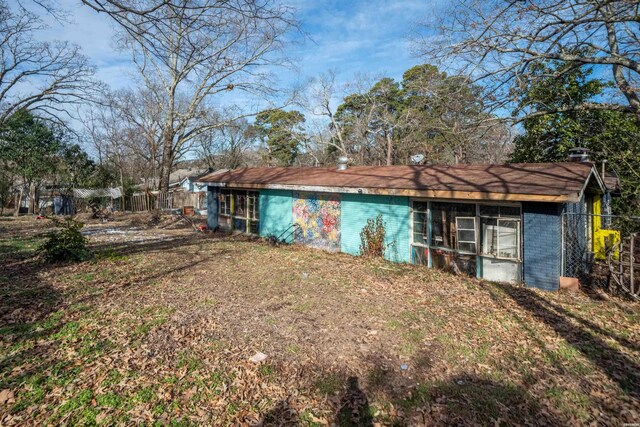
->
<box><xmin>414</xmin><ymin>0</ymin><xmax>640</xmax><ymax>122</ymax></box>
<box><xmin>102</xmin><ymin>0</ymin><xmax>297</xmax><ymax>191</ymax></box>
<box><xmin>0</xmin><ymin>1</ymin><xmax>100</xmax><ymax>126</ymax></box>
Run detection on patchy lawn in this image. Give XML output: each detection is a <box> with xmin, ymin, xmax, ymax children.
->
<box><xmin>1</xmin><ymin>215</ymin><xmax>639</xmax><ymax>426</ymax></box>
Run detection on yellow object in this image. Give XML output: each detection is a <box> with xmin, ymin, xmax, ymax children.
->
<box><xmin>593</xmin><ymin>198</ymin><xmax>602</xmax><ymax>232</ymax></box>
<box><xmin>594</xmin><ymin>229</ymin><xmax>620</xmax><ymax>260</ymax></box>
<box><xmin>592</xmin><ymin>197</ymin><xmax>620</xmax><ymax>260</ymax></box>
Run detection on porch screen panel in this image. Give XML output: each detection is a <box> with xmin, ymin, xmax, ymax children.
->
<box><xmin>456</xmin><ymin>217</ymin><xmax>477</xmax><ymax>253</ymax></box>
<box><xmin>479</xmin><ymin>205</ymin><xmax>521</xmax><ymax>283</ymax></box>
<box><xmin>430</xmin><ymin>202</ymin><xmax>475</xmax><ymax>251</ymax></box>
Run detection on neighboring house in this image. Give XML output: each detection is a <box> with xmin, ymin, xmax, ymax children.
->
<box><xmin>12</xmin><ymin>185</ymin><xmax>122</xmax><ymax>215</ymax></box>
<box><xmin>136</xmin><ymin>167</ymin><xmax>210</xmax><ymax>193</ymax></box>
<box><xmin>174</xmin><ymin>169</ymin><xmax>213</xmax><ymax>193</ymax></box>
<box><xmin>197</xmin><ymin>160</ymin><xmax>615</xmax><ymax>291</ymax></box>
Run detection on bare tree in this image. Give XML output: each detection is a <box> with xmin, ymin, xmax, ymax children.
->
<box><xmin>415</xmin><ymin>0</ymin><xmax>640</xmax><ymax>122</ymax></box>
<box><xmin>107</xmin><ymin>0</ymin><xmax>295</xmax><ymax>192</ymax></box>
<box><xmin>307</xmin><ymin>71</ymin><xmax>348</xmax><ymax>158</ymax></box>
<box><xmin>0</xmin><ymin>0</ymin><xmax>98</xmax><ymax>126</ymax></box>
<box><xmin>83</xmin><ymin>87</ymin><xmax>172</xmax><ymax>195</ymax></box>
<box><xmin>306</xmin><ymin>66</ymin><xmax>513</xmax><ymax>167</ymax></box>
<box><xmin>196</xmin><ymin>117</ymin><xmax>257</xmax><ymax>170</ymax></box>
<box><xmin>113</xmin><ymin>89</ymin><xmax>165</xmax><ymax>188</ymax></box>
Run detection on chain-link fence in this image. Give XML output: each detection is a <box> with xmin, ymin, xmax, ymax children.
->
<box><xmin>563</xmin><ymin>212</ymin><xmax>639</xmax><ymax>299</ymax></box>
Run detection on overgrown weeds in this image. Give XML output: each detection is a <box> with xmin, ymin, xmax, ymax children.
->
<box><xmin>359</xmin><ymin>213</ymin><xmax>387</xmax><ymax>258</ymax></box>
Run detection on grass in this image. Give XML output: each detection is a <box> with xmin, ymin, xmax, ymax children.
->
<box><xmin>0</xmin><ymin>216</ymin><xmax>638</xmax><ymax>426</ymax></box>
<box><xmin>0</xmin><ymin>236</ymin><xmax>42</xmax><ymax>257</ymax></box>
<box><xmin>315</xmin><ymin>374</ymin><xmax>344</xmax><ymax>395</ymax></box>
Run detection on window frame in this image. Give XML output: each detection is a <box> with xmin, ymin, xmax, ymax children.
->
<box><xmin>410</xmin><ymin>199</ymin><xmax>523</xmax><ymax>267</ymax></box>
<box><xmin>217</xmin><ymin>189</ymin><xmax>260</xmax><ymax>234</ymax></box>
<box><xmin>496</xmin><ymin>218</ymin><xmax>520</xmax><ymax>260</ymax></box>
<box><xmin>478</xmin><ymin>204</ymin><xmax>522</xmax><ymax>262</ymax></box>
<box><xmin>219</xmin><ymin>190</ymin><xmax>232</xmax><ymax>216</ymax></box>
<box><xmin>247</xmin><ymin>191</ymin><xmax>259</xmax><ymax>220</ymax></box>
<box><xmin>455</xmin><ymin>216</ymin><xmax>477</xmax><ymax>254</ymax></box>
<box><xmin>411</xmin><ymin>201</ymin><xmax>429</xmax><ymax>248</ymax></box>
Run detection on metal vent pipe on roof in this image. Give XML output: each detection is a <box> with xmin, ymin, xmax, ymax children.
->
<box><xmin>337</xmin><ymin>156</ymin><xmax>349</xmax><ymax>171</ymax></box>
<box><xmin>567</xmin><ymin>147</ymin><xmax>590</xmax><ymax>162</ymax></box>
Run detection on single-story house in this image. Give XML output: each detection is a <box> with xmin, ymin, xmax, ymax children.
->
<box><xmin>197</xmin><ymin>161</ymin><xmax>612</xmax><ymax>291</ymax></box>
<box><xmin>170</xmin><ymin>169</ymin><xmax>211</xmax><ymax>193</ymax></box>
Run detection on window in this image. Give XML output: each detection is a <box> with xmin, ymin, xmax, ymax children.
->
<box><xmin>218</xmin><ymin>189</ymin><xmax>260</xmax><ymax>234</ymax></box>
<box><xmin>248</xmin><ymin>191</ymin><xmax>259</xmax><ymax>220</ymax></box>
<box><xmin>219</xmin><ymin>190</ymin><xmax>231</xmax><ymax>215</ymax></box>
<box><xmin>411</xmin><ymin>200</ymin><xmax>521</xmax><ymax>281</ymax></box>
<box><xmin>412</xmin><ymin>201</ymin><xmax>429</xmax><ymax>246</ymax></box>
<box><xmin>456</xmin><ymin>217</ymin><xmax>476</xmax><ymax>253</ymax></box>
<box><xmin>234</xmin><ymin>193</ymin><xmax>247</xmax><ymax>218</ymax></box>
<box><xmin>430</xmin><ymin>202</ymin><xmax>475</xmax><ymax>250</ymax></box>
<box><xmin>481</xmin><ymin>217</ymin><xmax>520</xmax><ymax>260</ymax></box>
<box><xmin>479</xmin><ymin>205</ymin><xmax>520</xmax><ymax>218</ymax></box>
<box><xmin>497</xmin><ymin>219</ymin><xmax>519</xmax><ymax>259</ymax></box>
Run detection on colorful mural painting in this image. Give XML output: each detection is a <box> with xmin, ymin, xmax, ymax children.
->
<box><xmin>292</xmin><ymin>191</ymin><xmax>341</xmax><ymax>251</ymax></box>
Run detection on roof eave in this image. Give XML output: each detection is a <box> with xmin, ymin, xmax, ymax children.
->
<box><xmin>197</xmin><ymin>181</ymin><xmax>574</xmax><ymax>203</ymax></box>
<box><xmin>577</xmin><ymin>166</ymin><xmax>606</xmax><ymax>200</ymax></box>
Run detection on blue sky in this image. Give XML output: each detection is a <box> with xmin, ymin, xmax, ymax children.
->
<box><xmin>37</xmin><ymin>0</ymin><xmax>444</xmax><ymax>98</ymax></box>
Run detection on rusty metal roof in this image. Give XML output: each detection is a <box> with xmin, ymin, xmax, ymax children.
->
<box><xmin>197</xmin><ymin>162</ymin><xmax>600</xmax><ymax>203</ymax></box>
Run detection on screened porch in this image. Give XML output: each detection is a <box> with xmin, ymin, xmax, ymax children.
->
<box><xmin>411</xmin><ymin>201</ymin><xmax>522</xmax><ymax>283</ymax></box>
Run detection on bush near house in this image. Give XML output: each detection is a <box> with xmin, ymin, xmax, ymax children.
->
<box><xmin>359</xmin><ymin>213</ymin><xmax>387</xmax><ymax>257</ymax></box>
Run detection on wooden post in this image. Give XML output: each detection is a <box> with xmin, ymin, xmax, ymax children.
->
<box><xmin>619</xmin><ymin>243</ymin><xmax>624</xmax><ymax>294</ymax></box>
<box><xmin>630</xmin><ymin>235</ymin><xmax>635</xmax><ymax>296</ymax></box>
<box><xmin>247</xmin><ymin>194</ymin><xmax>251</xmax><ymax>234</ymax></box>
<box><xmin>230</xmin><ymin>192</ymin><xmax>235</xmax><ymax>231</ymax></box>
<box><xmin>206</xmin><ymin>187</ymin><xmax>219</xmax><ymax>231</ymax></box>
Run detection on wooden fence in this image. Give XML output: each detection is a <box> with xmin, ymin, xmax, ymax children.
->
<box><xmin>608</xmin><ymin>234</ymin><xmax>639</xmax><ymax>300</ymax></box>
<box><xmin>126</xmin><ymin>192</ymin><xmax>203</xmax><ymax>212</ymax></box>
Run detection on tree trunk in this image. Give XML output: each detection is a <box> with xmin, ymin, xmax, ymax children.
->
<box><xmin>603</xmin><ymin>5</ymin><xmax>640</xmax><ymax>124</ymax></box>
<box><xmin>28</xmin><ymin>182</ymin><xmax>36</xmax><ymax>215</ymax></box>
<box><xmin>119</xmin><ymin>167</ymin><xmax>125</xmax><ymax>211</ymax></box>
<box><xmin>158</xmin><ymin>128</ymin><xmax>174</xmax><ymax>193</ymax></box>
<box><xmin>13</xmin><ymin>187</ymin><xmax>22</xmax><ymax>217</ymax></box>
<box><xmin>385</xmin><ymin>131</ymin><xmax>393</xmax><ymax>166</ymax></box>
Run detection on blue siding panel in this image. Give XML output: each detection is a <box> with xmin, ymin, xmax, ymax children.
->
<box><xmin>341</xmin><ymin>194</ymin><xmax>411</xmax><ymax>263</ymax></box>
<box><xmin>523</xmin><ymin>202</ymin><xmax>562</xmax><ymax>291</ymax></box>
<box><xmin>259</xmin><ymin>189</ymin><xmax>294</xmax><ymax>242</ymax></box>
<box><xmin>206</xmin><ymin>186</ymin><xmax>219</xmax><ymax>230</ymax></box>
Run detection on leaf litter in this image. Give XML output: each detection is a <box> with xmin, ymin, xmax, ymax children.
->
<box><xmin>0</xmin><ymin>214</ymin><xmax>638</xmax><ymax>426</ymax></box>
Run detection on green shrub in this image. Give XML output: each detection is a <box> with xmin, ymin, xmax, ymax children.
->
<box><xmin>359</xmin><ymin>213</ymin><xmax>387</xmax><ymax>258</ymax></box>
<box><xmin>38</xmin><ymin>217</ymin><xmax>89</xmax><ymax>262</ymax></box>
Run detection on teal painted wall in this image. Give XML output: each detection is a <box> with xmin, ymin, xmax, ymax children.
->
<box><xmin>257</xmin><ymin>189</ymin><xmax>410</xmax><ymax>261</ymax></box>
<box><xmin>340</xmin><ymin>193</ymin><xmax>411</xmax><ymax>263</ymax></box>
<box><xmin>259</xmin><ymin>189</ymin><xmax>294</xmax><ymax>242</ymax></box>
